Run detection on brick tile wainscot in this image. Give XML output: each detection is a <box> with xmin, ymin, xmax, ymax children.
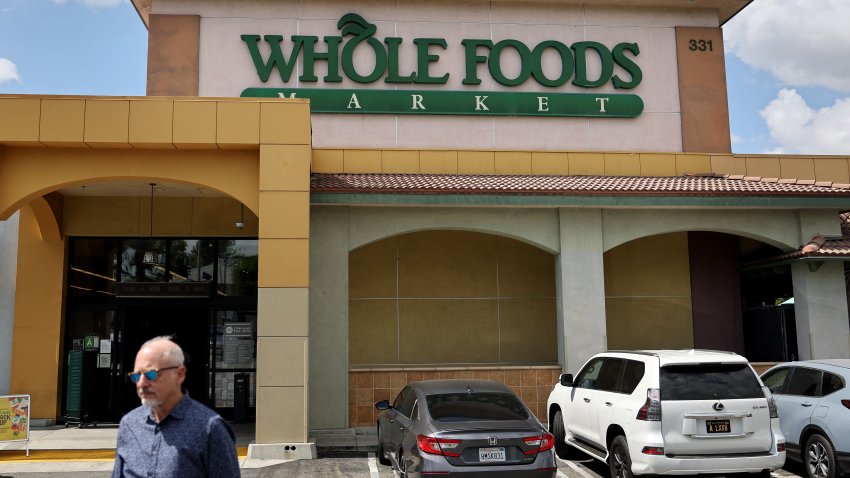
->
<box><xmin>349</xmin><ymin>366</ymin><xmax>563</xmax><ymax>428</ymax></box>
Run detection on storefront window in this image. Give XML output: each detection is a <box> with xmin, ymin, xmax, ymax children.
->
<box><xmin>217</xmin><ymin>240</ymin><xmax>258</xmax><ymax>297</ymax></box>
<box><xmin>68</xmin><ymin>239</ymin><xmax>119</xmax><ymax>297</ymax></box>
<box><xmin>169</xmin><ymin>239</ymin><xmax>216</xmax><ymax>283</ymax></box>
<box><xmin>120</xmin><ymin>239</ymin><xmax>168</xmax><ymax>282</ymax></box>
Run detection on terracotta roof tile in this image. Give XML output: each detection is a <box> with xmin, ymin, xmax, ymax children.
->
<box><xmin>311</xmin><ymin>173</ymin><xmax>850</xmax><ymax>197</ymax></box>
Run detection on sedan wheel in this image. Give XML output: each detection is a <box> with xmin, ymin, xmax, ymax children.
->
<box><xmin>376</xmin><ymin>434</ymin><xmax>390</xmax><ymax>466</ymax></box>
<box><xmin>806</xmin><ymin>434</ymin><xmax>836</xmax><ymax>478</ymax></box>
<box><xmin>608</xmin><ymin>435</ymin><xmax>634</xmax><ymax>478</ymax></box>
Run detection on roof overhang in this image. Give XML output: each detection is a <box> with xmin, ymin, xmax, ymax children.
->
<box><xmin>130</xmin><ymin>0</ymin><xmax>751</xmax><ymax>29</ymax></box>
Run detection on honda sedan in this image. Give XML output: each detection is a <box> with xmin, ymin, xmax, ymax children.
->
<box><xmin>374</xmin><ymin>379</ymin><xmax>557</xmax><ymax>477</ymax></box>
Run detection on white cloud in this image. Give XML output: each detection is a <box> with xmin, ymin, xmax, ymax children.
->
<box><xmin>760</xmin><ymin>89</ymin><xmax>850</xmax><ymax>154</ymax></box>
<box><xmin>724</xmin><ymin>0</ymin><xmax>850</xmax><ymax>92</ymax></box>
<box><xmin>0</xmin><ymin>58</ymin><xmax>20</xmax><ymax>84</ymax></box>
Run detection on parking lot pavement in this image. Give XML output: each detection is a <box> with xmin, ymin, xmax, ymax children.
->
<box><xmin>0</xmin><ymin>455</ymin><xmax>807</xmax><ymax>478</ymax></box>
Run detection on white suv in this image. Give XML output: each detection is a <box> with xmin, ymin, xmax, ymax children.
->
<box><xmin>547</xmin><ymin>350</ymin><xmax>785</xmax><ymax>477</ymax></box>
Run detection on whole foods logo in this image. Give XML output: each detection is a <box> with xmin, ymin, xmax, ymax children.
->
<box><xmin>240</xmin><ymin>13</ymin><xmax>644</xmax><ymax>118</ymax></box>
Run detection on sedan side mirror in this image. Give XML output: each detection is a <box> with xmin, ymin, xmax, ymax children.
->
<box><xmin>375</xmin><ymin>399</ymin><xmax>391</xmax><ymax>410</ymax></box>
<box><xmin>560</xmin><ymin>373</ymin><xmax>574</xmax><ymax>387</ymax></box>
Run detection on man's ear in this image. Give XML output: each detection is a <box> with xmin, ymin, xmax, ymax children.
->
<box><xmin>176</xmin><ymin>365</ymin><xmax>187</xmax><ymax>385</ymax></box>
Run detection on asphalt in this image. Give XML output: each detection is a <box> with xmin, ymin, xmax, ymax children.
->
<box><xmin>0</xmin><ymin>423</ymin><xmax>380</xmax><ymax>475</ymax></box>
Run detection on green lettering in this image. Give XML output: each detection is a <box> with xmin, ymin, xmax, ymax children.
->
<box><xmin>489</xmin><ymin>39</ymin><xmax>532</xmax><ymax>86</ymax></box>
<box><xmin>462</xmin><ymin>39</ymin><xmax>493</xmax><ymax>85</ymax></box>
<box><xmin>241</xmin><ymin>34</ymin><xmax>301</xmax><ymax>82</ymax></box>
<box><xmin>612</xmin><ymin>42</ymin><xmax>642</xmax><ymax>89</ymax></box>
<box><xmin>530</xmin><ymin>41</ymin><xmax>573</xmax><ymax>87</ymax></box>
<box><xmin>384</xmin><ymin>38</ymin><xmax>415</xmax><ymax>84</ymax></box>
<box><xmin>413</xmin><ymin>38</ymin><xmax>449</xmax><ymax>84</ymax></box>
<box><xmin>296</xmin><ymin>35</ymin><xmax>343</xmax><ymax>83</ymax></box>
<box><xmin>572</xmin><ymin>41</ymin><xmax>613</xmax><ymax>88</ymax></box>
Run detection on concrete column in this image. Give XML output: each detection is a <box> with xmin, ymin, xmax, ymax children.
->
<box><xmin>252</xmin><ymin>142</ymin><xmax>315</xmax><ymax>459</ymax></box>
<box><xmin>792</xmin><ymin>261</ymin><xmax>850</xmax><ymax>360</ymax></box>
<box><xmin>555</xmin><ymin>209</ymin><xmax>608</xmax><ymax>374</ymax></box>
<box><xmin>0</xmin><ymin>211</ymin><xmax>19</xmax><ymax>395</ymax></box>
<box><xmin>308</xmin><ymin>206</ymin><xmax>350</xmax><ymax>429</ymax></box>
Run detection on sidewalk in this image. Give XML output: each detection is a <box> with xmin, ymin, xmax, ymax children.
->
<box><xmin>0</xmin><ymin>424</ymin><xmax>377</xmax><ymax>474</ymax></box>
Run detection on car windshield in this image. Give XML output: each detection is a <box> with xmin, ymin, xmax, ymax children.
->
<box><xmin>426</xmin><ymin>392</ymin><xmax>529</xmax><ymax>422</ymax></box>
<box><xmin>660</xmin><ymin>363</ymin><xmax>763</xmax><ymax>400</ymax></box>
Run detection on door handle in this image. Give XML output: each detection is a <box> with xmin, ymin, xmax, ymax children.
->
<box><xmin>802</xmin><ymin>402</ymin><xmax>813</xmax><ymax>407</ymax></box>
<box><xmin>583</xmin><ymin>398</ymin><xmax>591</xmax><ymax>403</ymax></box>
<box><xmin>605</xmin><ymin>402</ymin><xmax>613</xmax><ymax>407</ymax></box>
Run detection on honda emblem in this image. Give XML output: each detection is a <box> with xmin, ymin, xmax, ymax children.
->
<box><xmin>488</xmin><ymin>437</ymin><xmax>498</xmax><ymax>446</ymax></box>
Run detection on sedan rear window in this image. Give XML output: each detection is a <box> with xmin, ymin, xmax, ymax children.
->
<box><xmin>426</xmin><ymin>393</ymin><xmax>529</xmax><ymax>422</ymax></box>
<box><xmin>660</xmin><ymin>364</ymin><xmax>763</xmax><ymax>400</ymax></box>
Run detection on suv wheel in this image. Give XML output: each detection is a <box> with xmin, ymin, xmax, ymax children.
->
<box><xmin>805</xmin><ymin>433</ymin><xmax>836</xmax><ymax>478</ymax></box>
<box><xmin>551</xmin><ymin>410</ymin><xmax>577</xmax><ymax>459</ymax></box>
<box><xmin>609</xmin><ymin>435</ymin><xmax>634</xmax><ymax>478</ymax></box>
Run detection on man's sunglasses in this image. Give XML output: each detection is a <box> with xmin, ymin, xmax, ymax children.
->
<box><xmin>128</xmin><ymin>366</ymin><xmax>179</xmax><ymax>383</ymax></box>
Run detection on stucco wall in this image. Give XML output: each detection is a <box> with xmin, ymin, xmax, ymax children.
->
<box><xmin>0</xmin><ymin>211</ymin><xmax>19</xmax><ymax>395</ymax></box>
<box><xmin>156</xmin><ymin>0</ymin><xmax>721</xmax><ymax>152</ymax></box>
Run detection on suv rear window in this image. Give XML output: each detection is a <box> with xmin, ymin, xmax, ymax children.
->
<box><xmin>426</xmin><ymin>393</ymin><xmax>529</xmax><ymax>422</ymax></box>
<box><xmin>660</xmin><ymin>364</ymin><xmax>763</xmax><ymax>400</ymax></box>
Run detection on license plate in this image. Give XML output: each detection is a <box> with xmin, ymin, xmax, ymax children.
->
<box><xmin>479</xmin><ymin>447</ymin><xmax>506</xmax><ymax>462</ymax></box>
<box><xmin>706</xmin><ymin>419</ymin><xmax>730</xmax><ymax>433</ymax></box>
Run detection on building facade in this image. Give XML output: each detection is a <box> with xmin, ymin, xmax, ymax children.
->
<box><xmin>1</xmin><ymin>0</ymin><xmax>849</xmax><ymax>457</ymax></box>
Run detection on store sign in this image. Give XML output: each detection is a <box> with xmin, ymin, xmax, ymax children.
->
<box><xmin>0</xmin><ymin>395</ymin><xmax>30</xmax><ymax>443</ymax></box>
<box><xmin>240</xmin><ymin>13</ymin><xmax>644</xmax><ymax>117</ymax></box>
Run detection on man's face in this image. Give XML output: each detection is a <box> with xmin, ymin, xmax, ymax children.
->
<box><xmin>133</xmin><ymin>342</ymin><xmax>185</xmax><ymax>408</ymax></box>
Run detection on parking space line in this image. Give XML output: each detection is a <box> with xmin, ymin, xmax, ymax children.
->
<box><xmin>367</xmin><ymin>452</ymin><xmax>380</xmax><ymax>478</ymax></box>
<box><xmin>557</xmin><ymin>457</ymin><xmax>596</xmax><ymax>478</ymax></box>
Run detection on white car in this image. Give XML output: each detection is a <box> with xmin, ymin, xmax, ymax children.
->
<box><xmin>761</xmin><ymin>360</ymin><xmax>850</xmax><ymax>478</ymax></box>
<box><xmin>547</xmin><ymin>350</ymin><xmax>786</xmax><ymax>478</ymax></box>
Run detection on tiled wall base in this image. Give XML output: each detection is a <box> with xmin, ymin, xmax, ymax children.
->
<box><xmin>349</xmin><ymin>366</ymin><xmax>562</xmax><ymax>428</ymax></box>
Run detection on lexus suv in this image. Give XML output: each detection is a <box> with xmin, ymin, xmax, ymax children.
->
<box><xmin>547</xmin><ymin>350</ymin><xmax>785</xmax><ymax>477</ymax></box>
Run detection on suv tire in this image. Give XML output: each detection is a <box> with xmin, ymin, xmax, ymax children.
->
<box><xmin>609</xmin><ymin>435</ymin><xmax>634</xmax><ymax>478</ymax></box>
<box><xmin>805</xmin><ymin>433</ymin><xmax>836</xmax><ymax>478</ymax></box>
<box><xmin>551</xmin><ymin>410</ymin><xmax>577</xmax><ymax>459</ymax></box>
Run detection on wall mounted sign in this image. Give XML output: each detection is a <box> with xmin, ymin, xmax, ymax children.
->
<box><xmin>240</xmin><ymin>13</ymin><xmax>644</xmax><ymax>118</ymax></box>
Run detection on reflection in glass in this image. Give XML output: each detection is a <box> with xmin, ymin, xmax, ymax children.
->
<box><xmin>217</xmin><ymin>240</ymin><xmax>258</xmax><ymax>297</ymax></box>
<box><xmin>169</xmin><ymin>240</ymin><xmax>215</xmax><ymax>283</ymax></box>
<box><xmin>121</xmin><ymin>240</ymin><xmax>168</xmax><ymax>283</ymax></box>
<box><xmin>69</xmin><ymin>239</ymin><xmax>119</xmax><ymax>297</ymax></box>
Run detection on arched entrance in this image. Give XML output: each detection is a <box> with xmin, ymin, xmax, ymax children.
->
<box><xmin>347</xmin><ymin>229</ymin><xmax>559</xmax><ymax>426</ymax></box>
<box><xmin>603</xmin><ymin>231</ymin><xmax>795</xmax><ymax>361</ymax></box>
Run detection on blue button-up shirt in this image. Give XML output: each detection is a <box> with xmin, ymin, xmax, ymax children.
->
<box><xmin>112</xmin><ymin>394</ymin><xmax>240</xmax><ymax>478</ymax></box>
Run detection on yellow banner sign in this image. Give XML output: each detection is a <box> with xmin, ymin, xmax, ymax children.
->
<box><xmin>0</xmin><ymin>395</ymin><xmax>30</xmax><ymax>442</ymax></box>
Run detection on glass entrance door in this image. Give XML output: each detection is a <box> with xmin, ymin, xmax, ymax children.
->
<box><xmin>118</xmin><ymin>305</ymin><xmax>211</xmax><ymax>416</ymax></box>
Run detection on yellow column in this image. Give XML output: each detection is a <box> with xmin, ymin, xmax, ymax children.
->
<box><xmin>254</xmin><ymin>101</ymin><xmax>313</xmax><ymax>447</ymax></box>
<box><xmin>10</xmin><ymin>204</ymin><xmax>66</xmax><ymax>420</ymax></box>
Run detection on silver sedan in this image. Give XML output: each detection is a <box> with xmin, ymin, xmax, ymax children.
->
<box><xmin>374</xmin><ymin>379</ymin><xmax>557</xmax><ymax>477</ymax></box>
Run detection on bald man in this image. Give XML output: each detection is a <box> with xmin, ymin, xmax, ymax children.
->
<box><xmin>112</xmin><ymin>336</ymin><xmax>240</xmax><ymax>478</ymax></box>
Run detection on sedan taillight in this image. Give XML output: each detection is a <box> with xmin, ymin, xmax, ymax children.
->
<box><xmin>417</xmin><ymin>435</ymin><xmax>461</xmax><ymax>457</ymax></box>
<box><xmin>523</xmin><ymin>433</ymin><xmax>555</xmax><ymax>454</ymax></box>
<box><xmin>842</xmin><ymin>399</ymin><xmax>850</xmax><ymax>410</ymax></box>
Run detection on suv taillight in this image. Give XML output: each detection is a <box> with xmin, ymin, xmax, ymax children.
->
<box><xmin>636</xmin><ymin>388</ymin><xmax>661</xmax><ymax>421</ymax></box>
<box><xmin>417</xmin><ymin>435</ymin><xmax>461</xmax><ymax>457</ymax></box>
<box><xmin>762</xmin><ymin>386</ymin><xmax>778</xmax><ymax>418</ymax></box>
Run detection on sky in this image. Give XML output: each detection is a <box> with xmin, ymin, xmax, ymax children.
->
<box><xmin>0</xmin><ymin>0</ymin><xmax>848</xmax><ymax>155</ymax></box>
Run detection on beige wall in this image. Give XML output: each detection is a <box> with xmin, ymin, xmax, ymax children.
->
<box><xmin>63</xmin><ymin>196</ymin><xmax>258</xmax><ymax>237</ymax></box>
<box><xmin>349</xmin><ymin>230</ymin><xmax>557</xmax><ymax>366</ymax></box>
<box><xmin>604</xmin><ymin>232</ymin><xmax>694</xmax><ymax>349</ymax></box>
